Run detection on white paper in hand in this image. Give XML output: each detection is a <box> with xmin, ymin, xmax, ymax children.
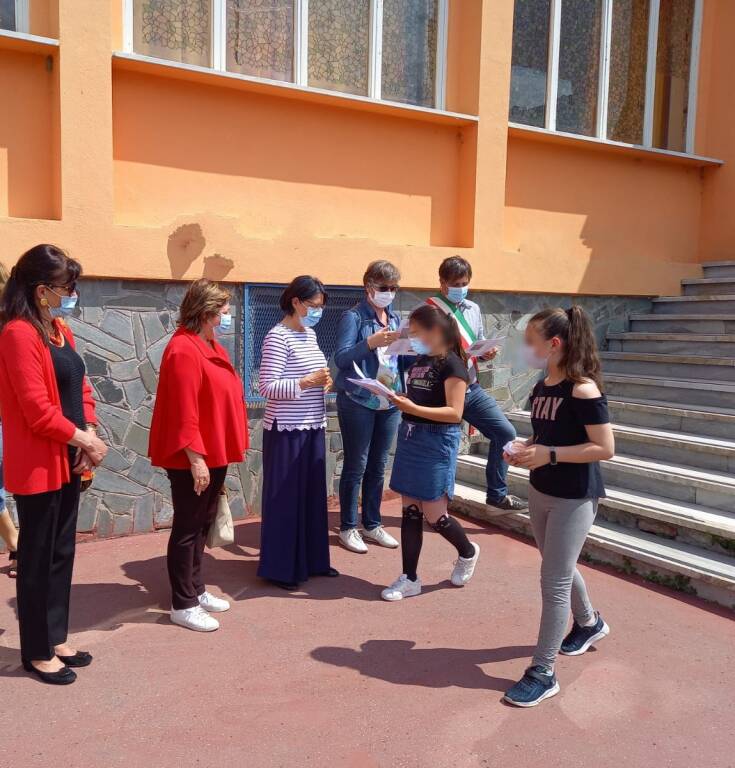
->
<box><xmin>386</xmin><ymin>338</ymin><xmax>416</xmax><ymax>356</ymax></box>
<box><xmin>468</xmin><ymin>337</ymin><xmax>506</xmax><ymax>356</ymax></box>
<box><xmin>347</xmin><ymin>377</ymin><xmax>395</xmax><ymax>399</ymax></box>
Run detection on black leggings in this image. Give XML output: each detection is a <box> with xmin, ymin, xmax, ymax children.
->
<box><xmin>15</xmin><ymin>477</ymin><xmax>81</xmax><ymax>661</ymax></box>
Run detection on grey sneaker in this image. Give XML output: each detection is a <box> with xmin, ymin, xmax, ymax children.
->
<box><xmin>487</xmin><ymin>495</ymin><xmax>528</xmax><ymax>512</ymax></box>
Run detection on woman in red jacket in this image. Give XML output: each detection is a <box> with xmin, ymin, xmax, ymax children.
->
<box><xmin>149</xmin><ymin>278</ymin><xmax>248</xmax><ymax>633</ymax></box>
<box><xmin>0</xmin><ymin>244</ymin><xmax>108</xmax><ymax>685</ymax></box>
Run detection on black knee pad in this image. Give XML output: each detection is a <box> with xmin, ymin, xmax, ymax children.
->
<box><xmin>402</xmin><ymin>504</ymin><xmax>423</xmax><ymax>521</ymax></box>
<box><xmin>430</xmin><ymin>514</ymin><xmax>451</xmax><ymax>532</ymax></box>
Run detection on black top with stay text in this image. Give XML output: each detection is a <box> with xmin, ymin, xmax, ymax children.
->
<box><xmin>529</xmin><ymin>378</ymin><xmax>609</xmax><ymax>499</ymax></box>
<box><xmin>404</xmin><ymin>352</ymin><xmax>469</xmax><ymax>424</ymax></box>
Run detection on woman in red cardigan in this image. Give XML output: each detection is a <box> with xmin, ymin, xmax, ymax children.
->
<box><xmin>0</xmin><ymin>244</ymin><xmax>108</xmax><ymax>685</ymax></box>
<box><xmin>149</xmin><ymin>279</ymin><xmax>248</xmax><ymax>633</ymax></box>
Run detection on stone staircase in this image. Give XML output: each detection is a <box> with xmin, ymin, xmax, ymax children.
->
<box><xmin>452</xmin><ymin>261</ymin><xmax>735</xmax><ymax>610</ymax></box>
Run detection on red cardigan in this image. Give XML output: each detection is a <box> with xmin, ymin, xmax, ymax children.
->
<box><xmin>0</xmin><ymin>318</ymin><xmax>97</xmax><ymax>495</ymax></box>
<box><xmin>149</xmin><ymin>329</ymin><xmax>249</xmax><ymax>469</ymax></box>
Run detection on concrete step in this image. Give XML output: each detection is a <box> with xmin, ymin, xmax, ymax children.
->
<box><xmin>629</xmin><ymin>314</ymin><xmax>735</xmax><ymax>334</ymax></box>
<box><xmin>651</xmin><ymin>295</ymin><xmax>735</xmax><ymax>315</ymax></box>
<box><xmin>601</xmin><ymin>351</ymin><xmax>735</xmax><ymax>383</ymax></box>
<box><xmin>682</xmin><ymin>278</ymin><xmax>735</xmax><ymax>296</ymax></box>
<box><xmin>605</xmin><ymin>373</ymin><xmax>735</xmax><ymax>410</ymax></box>
<box><xmin>507</xmin><ymin>410</ymin><xmax>735</xmax><ymax>474</ymax></box>
<box><xmin>451</xmin><ymin>474</ymin><xmax>735</xmax><ymax>609</ymax></box>
<box><xmin>703</xmin><ymin>260</ymin><xmax>735</xmax><ymax>279</ymax></box>
<box><xmin>459</xmin><ymin>446</ymin><xmax>735</xmax><ymax>513</ymax></box>
<box><xmin>607</xmin><ymin>398</ymin><xmax>735</xmax><ymax>440</ymax></box>
<box><xmin>607</xmin><ymin>332</ymin><xmax>735</xmax><ymax>358</ymax></box>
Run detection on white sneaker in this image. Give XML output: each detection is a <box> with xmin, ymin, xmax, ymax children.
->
<box><xmin>362</xmin><ymin>526</ymin><xmax>399</xmax><ymax>549</ymax></box>
<box><xmin>451</xmin><ymin>542</ymin><xmax>480</xmax><ymax>587</ymax></box>
<box><xmin>381</xmin><ymin>574</ymin><xmax>422</xmax><ymax>602</ymax></box>
<box><xmin>198</xmin><ymin>591</ymin><xmax>230</xmax><ymax>613</ymax></box>
<box><xmin>170</xmin><ymin>605</ymin><xmax>220</xmax><ymax>632</ymax></box>
<box><xmin>339</xmin><ymin>528</ymin><xmax>368</xmax><ymax>554</ymax></box>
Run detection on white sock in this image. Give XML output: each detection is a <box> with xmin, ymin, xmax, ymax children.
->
<box><xmin>581</xmin><ymin>612</ymin><xmax>598</xmax><ymax>627</ymax></box>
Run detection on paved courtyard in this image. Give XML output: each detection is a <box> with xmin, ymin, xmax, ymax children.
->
<box><xmin>1</xmin><ymin>500</ymin><xmax>733</xmax><ymax>768</ymax></box>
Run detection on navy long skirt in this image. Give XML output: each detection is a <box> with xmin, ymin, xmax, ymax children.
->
<box><xmin>257</xmin><ymin>425</ymin><xmax>331</xmax><ymax>584</ymax></box>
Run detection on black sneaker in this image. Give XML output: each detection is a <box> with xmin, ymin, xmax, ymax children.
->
<box><xmin>504</xmin><ymin>665</ymin><xmax>560</xmax><ymax>707</ymax></box>
<box><xmin>560</xmin><ymin>612</ymin><xmax>610</xmax><ymax>656</ymax></box>
<box><xmin>486</xmin><ymin>495</ymin><xmax>528</xmax><ymax>512</ymax></box>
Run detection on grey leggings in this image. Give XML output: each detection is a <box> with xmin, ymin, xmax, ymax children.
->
<box><xmin>528</xmin><ymin>485</ymin><xmax>598</xmax><ymax>670</ymax></box>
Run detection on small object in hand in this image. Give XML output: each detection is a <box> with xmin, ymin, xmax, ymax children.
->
<box><xmin>80</xmin><ymin>469</ymin><xmax>94</xmax><ymax>492</ymax></box>
<box><xmin>503</xmin><ymin>440</ymin><xmax>520</xmax><ymax>456</ymax></box>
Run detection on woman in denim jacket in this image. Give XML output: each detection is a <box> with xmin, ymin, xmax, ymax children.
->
<box><xmin>333</xmin><ymin>261</ymin><xmax>408</xmax><ymax>554</ymax></box>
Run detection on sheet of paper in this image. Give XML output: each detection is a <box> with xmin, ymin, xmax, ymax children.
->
<box><xmin>347</xmin><ymin>377</ymin><xmax>395</xmax><ymax>399</ymax></box>
<box><xmin>386</xmin><ymin>338</ymin><xmax>416</xmax><ymax>356</ymax></box>
<box><xmin>468</xmin><ymin>337</ymin><xmax>505</xmax><ymax>356</ymax></box>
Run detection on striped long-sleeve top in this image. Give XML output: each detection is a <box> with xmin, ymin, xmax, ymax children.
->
<box><xmin>258</xmin><ymin>323</ymin><xmax>328</xmax><ymax>431</ymax></box>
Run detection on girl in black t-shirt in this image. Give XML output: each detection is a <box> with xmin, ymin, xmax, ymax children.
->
<box><xmin>502</xmin><ymin>306</ymin><xmax>615</xmax><ymax>708</ymax></box>
<box><xmin>381</xmin><ymin>305</ymin><xmax>480</xmax><ymax>602</ymax></box>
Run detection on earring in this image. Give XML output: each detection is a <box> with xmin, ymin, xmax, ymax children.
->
<box><xmin>40</xmin><ymin>297</ymin><xmax>49</xmax><ymax>307</ymax></box>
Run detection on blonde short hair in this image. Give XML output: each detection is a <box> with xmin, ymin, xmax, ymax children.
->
<box><xmin>178</xmin><ymin>278</ymin><xmax>230</xmax><ymax>333</ymax></box>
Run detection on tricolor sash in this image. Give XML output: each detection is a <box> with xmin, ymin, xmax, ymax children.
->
<box><xmin>426</xmin><ymin>293</ymin><xmax>478</xmax><ymax>375</ymax></box>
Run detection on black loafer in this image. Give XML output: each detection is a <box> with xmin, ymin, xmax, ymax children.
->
<box><xmin>270</xmin><ymin>579</ymin><xmax>299</xmax><ymax>591</ymax></box>
<box><xmin>57</xmin><ymin>651</ymin><xmax>93</xmax><ymax>668</ymax></box>
<box><xmin>22</xmin><ymin>660</ymin><xmax>77</xmax><ymax>685</ymax></box>
<box><xmin>318</xmin><ymin>567</ymin><xmax>340</xmax><ymax>578</ymax></box>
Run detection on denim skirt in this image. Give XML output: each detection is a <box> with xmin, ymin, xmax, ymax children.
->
<box><xmin>389</xmin><ymin>420</ymin><xmax>461</xmax><ymax>502</ymax></box>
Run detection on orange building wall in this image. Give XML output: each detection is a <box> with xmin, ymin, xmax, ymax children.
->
<box><xmin>696</xmin><ymin>0</ymin><xmax>735</xmax><ymax>262</ymax></box>
<box><xmin>1</xmin><ymin>0</ymin><xmax>734</xmax><ymax>296</ymax></box>
<box><xmin>0</xmin><ymin>48</ymin><xmax>58</xmax><ymax>219</ymax></box>
<box><xmin>113</xmin><ymin>70</ymin><xmax>468</xmax><ymax>251</ymax></box>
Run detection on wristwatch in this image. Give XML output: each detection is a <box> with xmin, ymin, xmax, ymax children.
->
<box><xmin>549</xmin><ymin>447</ymin><xmax>558</xmax><ymax>466</ymax></box>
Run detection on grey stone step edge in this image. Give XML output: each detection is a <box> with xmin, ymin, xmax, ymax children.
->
<box><xmin>607</xmin><ymin>397</ymin><xmax>735</xmax><ymax>422</ymax></box>
<box><xmin>601</xmin><ymin>351</ymin><xmax>735</xmax><ymax>367</ymax></box>
<box><xmin>450</xmin><ymin>481</ymin><xmax>735</xmax><ymax>610</ymax></box>
<box><xmin>607</xmin><ymin>332</ymin><xmax>735</xmax><ymax>342</ymax></box>
<box><xmin>507</xmin><ymin>409</ymin><xmax>735</xmax><ymax>458</ymax></box>
<box><xmin>458</xmin><ymin>453</ymin><xmax>735</xmax><ymax>538</ymax></box>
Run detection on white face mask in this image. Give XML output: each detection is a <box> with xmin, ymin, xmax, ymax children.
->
<box><xmin>371</xmin><ymin>290</ymin><xmax>395</xmax><ymax>309</ymax></box>
<box><xmin>522</xmin><ymin>344</ymin><xmax>550</xmax><ymax>370</ymax></box>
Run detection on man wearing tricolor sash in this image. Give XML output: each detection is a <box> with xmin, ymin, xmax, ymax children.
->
<box><xmin>427</xmin><ymin>257</ymin><xmax>527</xmax><ymax>512</ymax></box>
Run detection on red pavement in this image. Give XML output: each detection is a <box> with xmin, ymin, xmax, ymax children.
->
<box><xmin>2</xmin><ymin>499</ymin><xmax>734</xmax><ymax>768</ymax></box>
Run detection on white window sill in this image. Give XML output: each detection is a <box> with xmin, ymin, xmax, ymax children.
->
<box><xmin>0</xmin><ymin>28</ymin><xmax>58</xmax><ymax>54</ymax></box>
<box><xmin>112</xmin><ymin>52</ymin><xmax>479</xmax><ymax>128</ymax></box>
<box><xmin>508</xmin><ymin>122</ymin><xmax>723</xmax><ymax>168</ymax></box>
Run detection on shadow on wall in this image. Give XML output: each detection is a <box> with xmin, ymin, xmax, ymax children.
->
<box><xmin>167</xmin><ymin>223</ymin><xmax>235</xmax><ymax>280</ymax></box>
<box><xmin>112</xmin><ymin>71</ymin><xmax>471</xmax><ymax>249</ymax></box>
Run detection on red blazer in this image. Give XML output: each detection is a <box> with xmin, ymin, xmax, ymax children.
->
<box><xmin>149</xmin><ymin>328</ymin><xmax>249</xmax><ymax>469</ymax></box>
<box><xmin>0</xmin><ymin>318</ymin><xmax>97</xmax><ymax>495</ymax></box>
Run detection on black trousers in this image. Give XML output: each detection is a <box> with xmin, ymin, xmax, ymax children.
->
<box><xmin>15</xmin><ymin>476</ymin><xmax>81</xmax><ymax>661</ymax></box>
<box><xmin>166</xmin><ymin>466</ymin><xmax>228</xmax><ymax>610</ymax></box>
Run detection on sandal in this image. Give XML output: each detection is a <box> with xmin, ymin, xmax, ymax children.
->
<box><xmin>6</xmin><ymin>550</ymin><xmax>17</xmax><ymax>578</ymax></box>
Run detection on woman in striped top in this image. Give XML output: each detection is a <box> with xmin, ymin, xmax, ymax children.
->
<box><xmin>257</xmin><ymin>276</ymin><xmax>339</xmax><ymax>590</ymax></box>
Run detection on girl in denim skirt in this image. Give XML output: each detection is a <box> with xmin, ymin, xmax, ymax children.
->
<box><xmin>381</xmin><ymin>304</ymin><xmax>480</xmax><ymax>602</ymax></box>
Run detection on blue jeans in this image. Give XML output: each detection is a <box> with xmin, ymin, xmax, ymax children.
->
<box><xmin>337</xmin><ymin>393</ymin><xmax>401</xmax><ymax>532</ymax></box>
<box><xmin>463</xmin><ymin>384</ymin><xmax>516</xmax><ymax>504</ymax></box>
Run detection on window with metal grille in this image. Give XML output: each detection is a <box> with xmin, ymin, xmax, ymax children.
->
<box><xmin>243</xmin><ymin>283</ymin><xmax>364</xmax><ymax>402</ymax></box>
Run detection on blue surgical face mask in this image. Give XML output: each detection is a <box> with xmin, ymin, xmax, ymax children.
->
<box><xmin>49</xmin><ymin>293</ymin><xmax>78</xmax><ymax>318</ymax></box>
<box><xmin>447</xmin><ymin>286</ymin><xmax>469</xmax><ymax>304</ymax></box>
<box><xmin>409</xmin><ymin>337</ymin><xmax>431</xmax><ymax>356</ymax></box>
<box><xmin>214</xmin><ymin>312</ymin><xmax>232</xmax><ymax>336</ymax></box>
<box><xmin>301</xmin><ymin>306</ymin><xmax>323</xmax><ymax>328</ymax></box>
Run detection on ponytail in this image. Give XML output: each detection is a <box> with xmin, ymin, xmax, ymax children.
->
<box><xmin>529</xmin><ymin>305</ymin><xmax>603</xmax><ymax>389</ymax></box>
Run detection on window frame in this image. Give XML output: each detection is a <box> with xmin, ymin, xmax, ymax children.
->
<box><xmin>535</xmin><ymin>0</ymin><xmax>703</xmax><ymax>154</ymax></box>
<box><xmin>122</xmin><ymin>0</ymin><xmax>449</xmax><ymax>110</ymax></box>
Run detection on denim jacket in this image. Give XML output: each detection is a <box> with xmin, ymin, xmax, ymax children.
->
<box><xmin>332</xmin><ymin>299</ymin><xmax>407</xmax><ymax>406</ymax></box>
